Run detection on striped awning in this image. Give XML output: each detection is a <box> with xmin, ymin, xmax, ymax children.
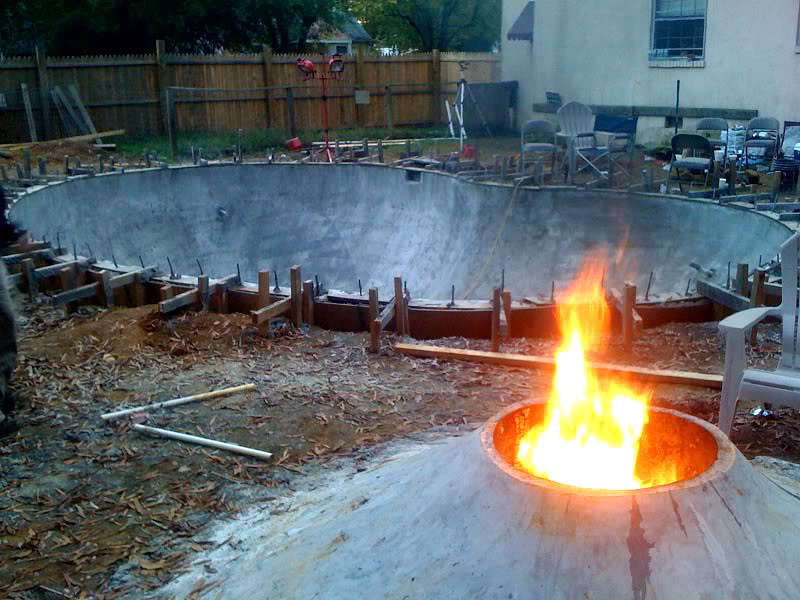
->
<box><xmin>507</xmin><ymin>2</ymin><xmax>535</xmax><ymax>41</ymax></box>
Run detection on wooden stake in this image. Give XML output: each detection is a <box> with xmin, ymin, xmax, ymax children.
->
<box><xmin>491</xmin><ymin>287</ymin><xmax>501</xmax><ymax>352</ymax></box>
<box><xmin>369</xmin><ymin>287</ymin><xmax>379</xmax><ymax>353</ymax></box>
<box><xmin>290</xmin><ymin>265</ymin><xmax>302</xmax><ymax>326</ymax></box>
<box><xmin>197</xmin><ymin>275</ymin><xmax>210</xmax><ymax>311</ymax></box>
<box><xmin>99</xmin><ymin>270</ymin><xmax>113</xmax><ymax>307</ymax></box>
<box><xmin>622</xmin><ymin>283</ymin><xmax>636</xmax><ymax>353</ymax></box>
<box><xmin>749</xmin><ymin>270</ymin><xmax>766</xmax><ymax>345</ymax></box>
<box><xmin>160</xmin><ymin>285</ymin><xmax>174</xmax><ymax>301</ymax></box>
<box><xmin>21</xmin><ymin>258</ymin><xmax>37</xmax><ymax>299</ymax></box>
<box><xmin>736</xmin><ymin>263</ymin><xmax>749</xmax><ymax>297</ymax></box>
<box><xmin>258</xmin><ymin>269</ymin><xmax>271</xmax><ymax>308</ymax></box>
<box><xmin>393</xmin><ymin>276</ymin><xmax>405</xmax><ymax>335</ymax></box>
<box><xmin>302</xmin><ymin>280</ymin><xmax>315</xmax><ymax>326</ymax></box>
<box><xmin>59</xmin><ymin>266</ymin><xmax>75</xmax><ymax>316</ymax></box>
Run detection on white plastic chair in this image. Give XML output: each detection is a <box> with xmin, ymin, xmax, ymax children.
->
<box><xmin>718</xmin><ymin>233</ymin><xmax>799</xmax><ymax>435</ymax></box>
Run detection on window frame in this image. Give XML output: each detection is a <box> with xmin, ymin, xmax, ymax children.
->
<box><xmin>796</xmin><ymin>2</ymin><xmax>800</xmax><ymax>52</ymax></box>
<box><xmin>650</xmin><ymin>0</ymin><xmax>708</xmax><ymax>61</ymax></box>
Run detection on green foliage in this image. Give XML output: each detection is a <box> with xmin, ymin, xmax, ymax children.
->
<box><xmin>0</xmin><ymin>0</ymin><xmax>342</xmax><ymax>55</ymax></box>
<box><xmin>346</xmin><ymin>0</ymin><xmax>500</xmax><ymax>52</ymax></box>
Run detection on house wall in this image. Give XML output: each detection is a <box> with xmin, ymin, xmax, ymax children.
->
<box><xmin>502</xmin><ymin>0</ymin><xmax>800</xmax><ymax>145</ymax></box>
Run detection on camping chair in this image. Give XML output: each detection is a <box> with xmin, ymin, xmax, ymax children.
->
<box><xmin>667</xmin><ymin>133</ymin><xmax>714</xmax><ymax>193</ymax></box>
<box><xmin>520</xmin><ymin>120</ymin><xmax>558</xmax><ymax>179</ymax></box>
<box><xmin>696</xmin><ymin>117</ymin><xmax>729</xmax><ymax>167</ymax></box>
<box><xmin>744</xmin><ymin>117</ymin><xmax>780</xmax><ymax>170</ymax></box>
<box><xmin>718</xmin><ymin>233</ymin><xmax>800</xmax><ymax>435</ymax></box>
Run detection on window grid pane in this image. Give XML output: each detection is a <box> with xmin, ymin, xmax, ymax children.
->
<box><xmin>653</xmin><ymin>0</ymin><xmax>706</xmax><ymax>58</ymax></box>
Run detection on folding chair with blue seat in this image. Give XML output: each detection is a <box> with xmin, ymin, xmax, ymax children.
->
<box><xmin>696</xmin><ymin>117</ymin><xmax>729</xmax><ymax>167</ymax></box>
<box><xmin>744</xmin><ymin>117</ymin><xmax>780</xmax><ymax>170</ymax></box>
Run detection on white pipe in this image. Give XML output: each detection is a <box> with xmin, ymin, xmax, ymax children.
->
<box><xmin>133</xmin><ymin>424</ymin><xmax>273</xmax><ymax>460</ymax></box>
<box><xmin>101</xmin><ymin>383</ymin><xmax>256</xmax><ymax>421</ymax></box>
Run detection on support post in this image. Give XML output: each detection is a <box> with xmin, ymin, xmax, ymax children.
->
<box><xmin>155</xmin><ymin>40</ymin><xmax>169</xmax><ymax>135</ymax></box>
<box><xmin>59</xmin><ymin>266</ymin><xmax>75</xmax><ymax>316</ymax></box>
<box><xmin>728</xmin><ymin>160</ymin><xmax>736</xmax><ymax>197</ymax></box>
<box><xmin>133</xmin><ymin>272</ymin><xmax>147</xmax><ymax>306</ymax></box>
<box><xmin>166</xmin><ymin>87</ymin><xmax>177</xmax><ymax>160</ymax></box>
<box><xmin>771</xmin><ymin>170</ymin><xmax>782</xmax><ymax>202</ymax></box>
<box><xmin>22</xmin><ymin>258</ymin><xmax>37</xmax><ymax>299</ymax></box>
<box><xmin>736</xmin><ymin>263</ymin><xmax>749</xmax><ymax>297</ymax></box>
<box><xmin>385</xmin><ymin>84</ymin><xmax>394</xmax><ymax>132</ymax></box>
<box><xmin>20</xmin><ymin>83</ymin><xmax>38</xmax><ymax>142</ymax></box>
<box><xmin>34</xmin><ymin>46</ymin><xmax>51</xmax><ymax>140</ymax></box>
<box><xmin>355</xmin><ymin>48</ymin><xmax>367</xmax><ymax>128</ymax></box>
<box><xmin>431</xmin><ymin>50</ymin><xmax>441</xmax><ymax>124</ymax></box>
<box><xmin>749</xmin><ymin>270</ymin><xmax>766</xmax><ymax>345</ymax></box>
<box><xmin>369</xmin><ymin>287</ymin><xmax>379</xmax><ymax>353</ymax></box>
<box><xmin>261</xmin><ymin>45</ymin><xmax>273</xmax><ymax>128</ymax></box>
<box><xmin>377</xmin><ymin>139</ymin><xmax>384</xmax><ymax>163</ymax></box>
<box><xmin>258</xmin><ymin>270</ymin><xmax>271</xmax><ymax>308</ymax></box>
<box><xmin>286</xmin><ymin>87</ymin><xmax>296</xmax><ymax>138</ymax></box>
<box><xmin>160</xmin><ymin>285</ymin><xmax>174</xmax><ymax>302</ymax></box>
<box><xmin>197</xmin><ymin>275</ymin><xmax>210</xmax><ymax>311</ymax></box>
<box><xmin>99</xmin><ymin>270</ymin><xmax>113</xmax><ymax>307</ymax></box>
<box><xmin>622</xmin><ymin>283</ymin><xmax>636</xmax><ymax>353</ymax></box>
<box><xmin>501</xmin><ymin>289</ymin><xmax>512</xmax><ymax>333</ymax></box>
<box><xmin>393</xmin><ymin>276</ymin><xmax>405</xmax><ymax>335</ymax></box>
<box><xmin>491</xmin><ymin>287</ymin><xmax>501</xmax><ymax>352</ymax></box>
<box><xmin>302</xmin><ymin>280</ymin><xmax>315</xmax><ymax>326</ymax></box>
<box><xmin>290</xmin><ymin>265</ymin><xmax>302</xmax><ymax>327</ymax></box>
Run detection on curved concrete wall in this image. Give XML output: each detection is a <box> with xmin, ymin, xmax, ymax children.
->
<box><xmin>10</xmin><ymin>163</ymin><xmax>792</xmax><ymax>301</ymax></box>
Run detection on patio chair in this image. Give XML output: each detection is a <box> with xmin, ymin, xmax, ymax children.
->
<box><xmin>744</xmin><ymin>117</ymin><xmax>780</xmax><ymax>170</ymax></box>
<box><xmin>667</xmin><ymin>133</ymin><xmax>714</xmax><ymax>193</ymax></box>
<box><xmin>556</xmin><ymin>101</ymin><xmax>595</xmax><ymax>182</ymax></box>
<box><xmin>696</xmin><ymin>117</ymin><xmax>729</xmax><ymax>167</ymax></box>
<box><xmin>718</xmin><ymin>233</ymin><xmax>800</xmax><ymax>435</ymax></box>
<box><xmin>520</xmin><ymin>119</ymin><xmax>558</xmax><ymax>178</ymax></box>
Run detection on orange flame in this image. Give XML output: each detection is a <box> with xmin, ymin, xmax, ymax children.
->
<box><xmin>516</xmin><ymin>259</ymin><xmax>652</xmax><ymax>490</ymax></box>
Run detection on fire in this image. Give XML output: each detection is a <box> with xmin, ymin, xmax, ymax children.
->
<box><xmin>516</xmin><ymin>260</ymin><xmax>654</xmax><ymax>490</ymax></box>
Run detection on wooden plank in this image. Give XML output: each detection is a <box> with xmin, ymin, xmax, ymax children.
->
<box><xmin>2</xmin><ymin>241</ymin><xmax>50</xmax><ymax>256</ymax></box>
<box><xmin>19</xmin><ymin>83</ymin><xmax>37</xmax><ymax>142</ymax></box>
<box><xmin>250</xmin><ymin>297</ymin><xmax>292</xmax><ymax>325</ymax></box>
<box><xmin>160</xmin><ymin>285</ymin><xmax>175</xmax><ymax>302</ymax></box>
<box><xmin>368</xmin><ymin>288</ymin><xmax>379</xmax><ymax>321</ymax></box>
<box><xmin>696</xmin><ymin>280</ymin><xmax>751</xmax><ymax>312</ymax></box>
<box><xmin>34</xmin><ymin>46</ymin><xmax>51</xmax><ymax>140</ymax></box>
<box><xmin>159</xmin><ymin>288</ymin><xmax>198</xmax><ymax>313</ymax></box>
<box><xmin>34</xmin><ymin>259</ymin><xmax>86</xmax><ymax>280</ymax></box>
<box><xmin>0</xmin><ymin>129</ymin><xmax>126</xmax><ymax>150</ymax></box>
<box><xmin>2</xmin><ymin>248</ymin><xmax>54</xmax><ymax>265</ymax></box>
<box><xmin>394</xmin><ymin>343</ymin><xmax>724</xmax><ymax>390</ymax></box>
<box><xmin>67</xmin><ymin>84</ymin><xmax>102</xmax><ymax>143</ymax></box>
<box><xmin>52</xmin><ymin>86</ymin><xmax>85</xmax><ymax>135</ymax></box>
<box><xmin>58</xmin><ymin>266</ymin><xmax>75</xmax><ymax>315</ymax></box>
<box><xmin>110</xmin><ymin>267</ymin><xmax>157</xmax><ymax>289</ymax></box>
<box><xmin>51</xmin><ymin>281</ymin><xmax>99</xmax><ymax>305</ymax></box>
<box><xmin>99</xmin><ymin>270</ymin><xmax>113</xmax><ymax>307</ymax></box>
<box><xmin>290</xmin><ymin>266</ymin><xmax>302</xmax><ymax>327</ymax></box>
<box><xmin>303</xmin><ymin>280</ymin><xmax>315</xmax><ymax>326</ymax></box>
<box><xmin>501</xmin><ymin>289</ymin><xmax>512</xmax><ymax>330</ymax></box>
<box><xmin>378</xmin><ymin>298</ymin><xmax>396</xmax><ymax>330</ymax></box>
<box><xmin>370</xmin><ymin>288</ymin><xmax>381</xmax><ymax>353</ymax></box>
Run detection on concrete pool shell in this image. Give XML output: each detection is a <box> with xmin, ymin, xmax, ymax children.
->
<box><xmin>8</xmin><ymin>163</ymin><xmax>794</xmax><ymax>338</ymax></box>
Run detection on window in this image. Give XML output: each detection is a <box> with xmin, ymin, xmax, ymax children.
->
<box><xmin>651</xmin><ymin>0</ymin><xmax>706</xmax><ymax>59</ymax></box>
<box><xmin>336</xmin><ymin>45</ymin><xmax>349</xmax><ymax>55</ymax></box>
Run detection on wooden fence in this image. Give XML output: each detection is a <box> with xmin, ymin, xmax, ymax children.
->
<box><xmin>0</xmin><ymin>43</ymin><xmax>500</xmax><ymax>143</ymax></box>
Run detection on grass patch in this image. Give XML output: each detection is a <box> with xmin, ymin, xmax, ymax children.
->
<box><xmin>116</xmin><ymin>126</ymin><xmax>452</xmax><ymax>162</ymax></box>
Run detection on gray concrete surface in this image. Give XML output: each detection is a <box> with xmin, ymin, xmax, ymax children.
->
<box><xmin>10</xmin><ymin>164</ymin><xmax>792</xmax><ymax>301</ymax></box>
<box><xmin>158</xmin><ymin>412</ymin><xmax>800</xmax><ymax>600</ymax></box>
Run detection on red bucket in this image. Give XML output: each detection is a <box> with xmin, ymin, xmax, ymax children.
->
<box><xmin>286</xmin><ymin>137</ymin><xmax>302</xmax><ymax>152</ymax></box>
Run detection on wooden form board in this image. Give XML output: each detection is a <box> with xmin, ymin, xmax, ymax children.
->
<box><xmin>394</xmin><ymin>343</ymin><xmax>723</xmax><ymax>390</ymax></box>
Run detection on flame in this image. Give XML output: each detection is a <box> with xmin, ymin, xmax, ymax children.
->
<box><xmin>516</xmin><ymin>259</ymin><xmax>654</xmax><ymax>490</ymax></box>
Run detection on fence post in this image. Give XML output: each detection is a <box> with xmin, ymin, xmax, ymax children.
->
<box><xmin>261</xmin><ymin>45</ymin><xmax>273</xmax><ymax>128</ymax></box>
<box><xmin>34</xmin><ymin>46</ymin><xmax>51</xmax><ymax>140</ymax></box>
<box><xmin>166</xmin><ymin>88</ymin><xmax>178</xmax><ymax>160</ymax></box>
<box><xmin>385</xmin><ymin>84</ymin><xmax>394</xmax><ymax>132</ymax></box>
<box><xmin>431</xmin><ymin>50</ymin><xmax>441</xmax><ymax>124</ymax></box>
<box><xmin>355</xmin><ymin>48</ymin><xmax>367</xmax><ymax>128</ymax></box>
<box><xmin>286</xmin><ymin>87</ymin><xmax>297</xmax><ymax>138</ymax></box>
<box><xmin>155</xmin><ymin>40</ymin><xmax>169</xmax><ymax>135</ymax></box>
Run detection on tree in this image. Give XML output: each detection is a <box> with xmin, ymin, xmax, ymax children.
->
<box><xmin>347</xmin><ymin>0</ymin><xmax>500</xmax><ymax>52</ymax></box>
<box><xmin>0</xmin><ymin>0</ymin><xmax>342</xmax><ymax>56</ymax></box>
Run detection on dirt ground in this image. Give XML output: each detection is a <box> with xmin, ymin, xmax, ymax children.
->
<box><xmin>1</xmin><ymin>289</ymin><xmax>799</xmax><ymax>598</ymax></box>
